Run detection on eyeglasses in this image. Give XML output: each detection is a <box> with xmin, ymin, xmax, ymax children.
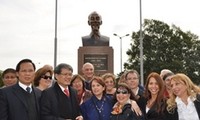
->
<box><xmin>127</xmin><ymin>78</ymin><xmax>138</xmax><ymax>81</ymax></box>
<box><xmin>116</xmin><ymin>89</ymin><xmax>129</xmax><ymax>94</ymax></box>
<box><xmin>59</xmin><ymin>73</ymin><xmax>72</xmax><ymax>76</ymax></box>
<box><xmin>41</xmin><ymin>75</ymin><xmax>52</xmax><ymax>80</ymax></box>
<box><xmin>4</xmin><ymin>76</ymin><xmax>17</xmax><ymax>80</ymax></box>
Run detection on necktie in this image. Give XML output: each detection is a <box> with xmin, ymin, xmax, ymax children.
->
<box><xmin>26</xmin><ymin>87</ymin><xmax>31</xmax><ymax>93</ymax></box>
<box><xmin>64</xmin><ymin>88</ymin><xmax>70</xmax><ymax>97</ymax></box>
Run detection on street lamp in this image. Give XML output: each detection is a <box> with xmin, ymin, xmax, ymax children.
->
<box><xmin>139</xmin><ymin>0</ymin><xmax>144</xmax><ymax>86</ymax></box>
<box><xmin>54</xmin><ymin>0</ymin><xmax>58</xmax><ymax>68</ymax></box>
<box><xmin>113</xmin><ymin>33</ymin><xmax>130</xmax><ymax>72</ymax></box>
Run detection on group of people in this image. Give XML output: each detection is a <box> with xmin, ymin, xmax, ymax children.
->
<box><xmin>0</xmin><ymin>59</ymin><xmax>200</xmax><ymax>120</ymax></box>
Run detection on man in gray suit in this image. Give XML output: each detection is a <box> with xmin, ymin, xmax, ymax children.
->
<box><xmin>0</xmin><ymin>59</ymin><xmax>41</xmax><ymax>120</ymax></box>
<box><xmin>82</xmin><ymin>11</ymin><xmax>110</xmax><ymax>46</ymax></box>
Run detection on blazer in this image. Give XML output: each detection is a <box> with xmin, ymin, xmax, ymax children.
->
<box><xmin>40</xmin><ymin>82</ymin><xmax>81</xmax><ymax>120</ymax></box>
<box><xmin>137</xmin><ymin>97</ymin><xmax>167</xmax><ymax>120</ymax></box>
<box><xmin>80</xmin><ymin>95</ymin><xmax>113</xmax><ymax>120</ymax></box>
<box><xmin>165</xmin><ymin>94</ymin><xmax>200</xmax><ymax>120</ymax></box>
<box><xmin>0</xmin><ymin>83</ymin><xmax>41</xmax><ymax>120</ymax></box>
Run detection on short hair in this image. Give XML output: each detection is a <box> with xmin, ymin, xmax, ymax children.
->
<box><xmin>101</xmin><ymin>73</ymin><xmax>116</xmax><ymax>84</ymax></box>
<box><xmin>16</xmin><ymin>59</ymin><xmax>36</xmax><ymax>72</ymax></box>
<box><xmin>116</xmin><ymin>83</ymin><xmax>137</xmax><ymax>100</ymax></box>
<box><xmin>82</xmin><ymin>62</ymin><xmax>94</xmax><ymax>70</ymax></box>
<box><xmin>160</xmin><ymin>69</ymin><xmax>172</xmax><ymax>74</ymax></box>
<box><xmin>70</xmin><ymin>74</ymin><xmax>86</xmax><ymax>89</ymax></box>
<box><xmin>54</xmin><ymin>63</ymin><xmax>73</xmax><ymax>74</ymax></box>
<box><xmin>34</xmin><ymin>67</ymin><xmax>53</xmax><ymax>86</ymax></box>
<box><xmin>90</xmin><ymin>76</ymin><xmax>105</xmax><ymax>95</ymax></box>
<box><xmin>163</xmin><ymin>72</ymin><xmax>174</xmax><ymax>81</ymax></box>
<box><xmin>2</xmin><ymin>68</ymin><xmax>16</xmax><ymax>78</ymax></box>
<box><xmin>160</xmin><ymin>69</ymin><xmax>173</xmax><ymax>79</ymax></box>
<box><xmin>125</xmin><ymin>70</ymin><xmax>140</xmax><ymax>80</ymax></box>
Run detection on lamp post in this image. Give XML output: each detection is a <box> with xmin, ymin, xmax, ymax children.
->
<box><xmin>139</xmin><ymin>0</ymin><xmax>144</xmax><ymax>86</ymax></box>
<box><xmin>113</xmin><ymin>33</ymin><xmax>130</xmax><ymax>72</ymax></box>
<box><xmin>54</xmin><ymin>0</ymin><xmax>58</xmax><ymax>68</ymax></box>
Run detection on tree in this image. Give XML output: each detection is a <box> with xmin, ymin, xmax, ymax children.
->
<box><xmin>0</xmin><ymin>70</ymin><xmax>3</xmax><ymax>87</ymax></box>
<box><xmin>124</xmin><ymin>19</ymin><xmax>200</xmax><ymax>85</ymax></box>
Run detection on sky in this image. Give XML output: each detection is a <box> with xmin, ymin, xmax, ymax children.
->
<box><xmin>0</xmin><ymin>0</ymin><xmax>200</xmax><ymax>74</ymax></box>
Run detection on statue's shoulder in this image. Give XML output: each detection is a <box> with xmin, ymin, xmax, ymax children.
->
<box><xmin>82</xmin><ymin>35</ymin><xmax>91</xmax><ymax>40</ymax></box>
<box><xmin>102</xmin><ymin>35</ymin><xmax>110</xmax><ymax>40</ymax></box>
<box><xmin>100</xmin><ymin>35</ymin><xmax>110</xmax><ymax>41</ymax></box>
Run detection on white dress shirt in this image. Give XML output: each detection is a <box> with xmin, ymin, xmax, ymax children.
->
<box><xmin>176</xmin><ymin>96</ymin><xmax>199</xmax><ymax>120</ymax></box>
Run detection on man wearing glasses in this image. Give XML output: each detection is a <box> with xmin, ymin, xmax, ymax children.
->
<box><xmin>124</xmin><ymin>70</ymin><xmax>144</xmax><ymax>98</ymax></box>
<box><xmin>40</xmin><ymin>63</ymin><xmax>83</xmax><ymax>120</ymax></box>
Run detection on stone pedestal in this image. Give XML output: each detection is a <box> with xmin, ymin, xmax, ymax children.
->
<box><xmin>78</xmin><ymin>46</ymin><xmax>114</xmax><ymax>76</ymax></box>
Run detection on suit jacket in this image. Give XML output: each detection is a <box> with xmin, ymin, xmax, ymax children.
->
<box><xmin>0</xmin><ymin>83</ymin><xmax>41</xmax><ymax>120</ymax></box>
<box><xmin>40</xmin><ymin>82</ymin><xmax>81</xmax><ymax>120</ymax></box>
<box><xmin>82</xmin><ymin>35</ymin><xmax>109</xmax><ymax>46</ymax></box>
<box><xmin>137</xmin><ymin>85</ymin><xmax>145</xmax><ymax>97</ymax></box>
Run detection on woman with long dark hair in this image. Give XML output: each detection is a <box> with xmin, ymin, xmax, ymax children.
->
<box><xmin>138</xmin><ymin>72</ymin><xmax>166</xmax><ymax>120</ymax></box>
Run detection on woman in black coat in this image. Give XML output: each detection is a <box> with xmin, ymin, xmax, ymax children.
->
<box><xmin>137</xmin><ymin>72</ymin><xmax>167</xmax><ymax>120</ymax></box>
<box><xmin>110</xmin><ymin>83</ymin><xmax>144</xmax><ymax>120</ymax></box>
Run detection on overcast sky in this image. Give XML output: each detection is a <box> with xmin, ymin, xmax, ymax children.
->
<box><xmin>0</xmin><ymin>0</ymin><xmax>200</xmax><ymax>74</ymax></box>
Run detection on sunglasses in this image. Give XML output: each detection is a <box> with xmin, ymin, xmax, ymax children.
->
<box><xmin>41</xmin><ymin>75</ymin><xmax>52</xmax><ymax>80</ymax></box>
<box><xmin>116</xmin><ymin>89</ymin><xmax>129</xmax><ymax>94</ymax></box>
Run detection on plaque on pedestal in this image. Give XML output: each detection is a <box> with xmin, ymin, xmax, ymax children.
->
<box><xmin>78</xmin><ymin>46</ymin><xmax>113</xmax><ymax>76</ymax></box>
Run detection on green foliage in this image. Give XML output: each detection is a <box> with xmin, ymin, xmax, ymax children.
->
<box><xmin>0</xmin><ymin>70</ymin><xmax>3</xmax><ymax>87</ymax></box>
<box><xmin>124</xmin><ymin>19</ymin><xmax>200</xmax><ymax>85</ymax></box>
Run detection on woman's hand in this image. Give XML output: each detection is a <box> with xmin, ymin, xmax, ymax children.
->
<box><xmin>131</xmin><ymin>100</ymin><xmax>142</xmax><ymax>116</ymax></box>
<box><xmin>75</xmin><ymin>115</ymin><xmax>83</xmax><ymax>120</ymax></box>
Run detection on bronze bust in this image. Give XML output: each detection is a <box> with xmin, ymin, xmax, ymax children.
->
<box><xmin>82</xmin><ymin>11</ymin><xmax>110</xmax><ymax>46</ymax></box>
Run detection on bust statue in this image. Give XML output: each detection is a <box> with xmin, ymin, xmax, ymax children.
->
<box><xmin>82</xmin><ymin>11</ymin><xmax>110</xmax><ymax>46</ymax></box>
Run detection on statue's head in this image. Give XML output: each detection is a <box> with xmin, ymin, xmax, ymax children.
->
<box><xmin>88</xmin><ymin>11</ymin><xmax>102</xmax><ymax>26</ymax></box>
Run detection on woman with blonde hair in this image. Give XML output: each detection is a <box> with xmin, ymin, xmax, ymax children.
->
<box><xmin>101</xmin><ymin>73</ymin><xmax>116</xmax><ymax>97</ymax></box>
<box><xmin>166</xmin><ymin>73</ymin><xmax>200</xmax><ymax>120</ymax></box>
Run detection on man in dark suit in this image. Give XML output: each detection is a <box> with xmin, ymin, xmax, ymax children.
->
<box><xmin>82</xmin><ymin>11</ymin><xmax>110</xmax><ymax>46</ymax></box>
<box><xmin>0</xmin><ymin>59</ymin><xmax>41</xmax><ymax>120</ymax></box>
<box><xmin>40</xmin><ymin>63</ymin><xmax>83</xmax><ymax>120</ymax></box>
